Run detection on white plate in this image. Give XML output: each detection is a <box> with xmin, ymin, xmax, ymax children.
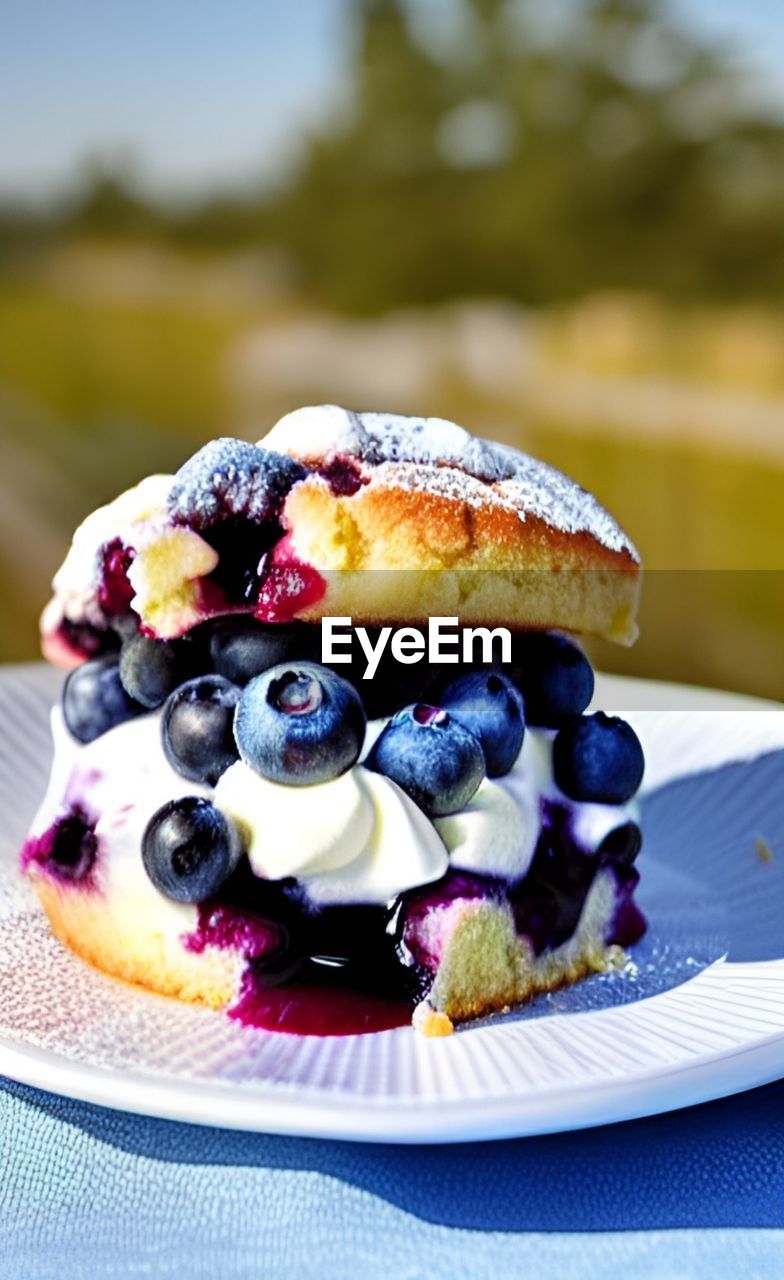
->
<box><xmin>1</xmin><ymin>663</ymin><xmax>783</xmax><ymax>1143</ymax></box>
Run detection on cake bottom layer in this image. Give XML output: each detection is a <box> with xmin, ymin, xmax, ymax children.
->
<box><xmin>26</xmin><ymin>857</ymin><xmax>643</xmax><ymax>1037</ymax></box>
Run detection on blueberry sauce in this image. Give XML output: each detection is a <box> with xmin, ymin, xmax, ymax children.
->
<box><xmin>607</xmin><ymin>867</ymin><xmax>647</xmax><ymax>947</ymax></box>
<box><xmin>202</xmin><ymin>519</ymin><xmax>281</xmax><ymax>606</ymax></box>
<box><xmin>185</xmin><ymin>900</ymin><xmax>285</xmax><ymax>961</ymax></box>
<box><xmin>511</xmin><ymin>803</ymin><xmax>647</xmax><ymax>954</ymax></box>
<box><xmin>98</xmin><ymin>539</ymin><xmax>137</xmax><ymax>615</ymax></box>
<box><xmin>176</xmin><ymin>791</ymin><xmax>646</xmax><ymax>1035</ymax></box>
<box><xmin>181</xmin><ymin>865</ymin><xmax>420</xmax><ymax>1035</ymax></box>
<box><xmin>254</xmin><ymin>535</ymin><xmax>327</xmax><ymax>623</ymax></box>
<box><xmin>21</xmin><ymin>808</ymin><xmax>98</xmax><ymax>885</ymax></box>
<box><xmin>230</xmin><ymin>974</ymin><xmax>411</xmax><ymax>1035</ymax></box>
<box><xmin>510</xmin><ymin>802</ymin><xmax>600</xmax><ymax>953</ymax></box>
<box><xmin>317</xmin><ymin>457</ymin><xmax>368</xmax><ymax>497</ymax></box>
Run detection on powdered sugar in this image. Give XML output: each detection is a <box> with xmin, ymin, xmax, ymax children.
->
<box><xmin>168</xmin><ymin>438</ymin><xmax>306</xmax><ymax>529</ymax></box>
<box><xmin>263</xmin><ymin>406</ymin><xmax>638</xmax><ymax>559</ymax></box>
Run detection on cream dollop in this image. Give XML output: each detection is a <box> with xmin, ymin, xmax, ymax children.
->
<box><xmin>434</xmin><ymin>777</ymin><xmax>538</xmax><ymax>882</ymax></box>
<box><xmin>433</xmin><ymin>728</ymin><xmax>546</xmax><ymax>881</ymax></box>
<box><xmin>215</xmin><ymin>761</ymin><xmax>448</xmax><ymax>906</ymax></box>
<box><xmin>214</xmin><ymin>763</ymin><xmax>374</xmax><ymax>880</ymax></box>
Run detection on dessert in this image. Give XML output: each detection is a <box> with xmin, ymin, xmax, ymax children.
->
<box><xmin>21</xmin><ymin>406</ymin><xmax>646</xmax><ymax>1037</ymax></box>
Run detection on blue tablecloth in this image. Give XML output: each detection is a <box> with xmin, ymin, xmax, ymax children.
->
<box><xmin>2</xmin><ymin>1074</ymin><xmax>783</xmax><ymax>1280</ymax></box>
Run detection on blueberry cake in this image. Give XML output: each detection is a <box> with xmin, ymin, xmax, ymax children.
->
<box><xmin>22</xmin><ymin>406</ymin><xmax>646</xmax><ymax>1037</ymax></box>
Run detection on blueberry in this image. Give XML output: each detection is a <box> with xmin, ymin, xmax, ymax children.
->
<box><xmin>553</xmin><ymin>712</ymin><xmax>645</xmax><ymax>804</ymax></box>
<box><xmin>201</xmin><ymin>519</ymin><xmax>279</xmax><ymax>605</ymax></box>
<box><xmin>58</xmin><ymin>617</ymin><xmax>120</xmax><ymax>659</ymax></box>
<box><xmin>62</xmin><ymin>655</ymin><xmax>145</xmax><ymax>743</ymax></box>
<box><xmin>162</xmin><ymin>675</ymin><xmax>241</xmax><ymax>786</ymax></box>
<box><xmin>234</xmin><ymin>662</ymin><xmax>366</xmax><ymax>786</ymax></box>
<box><xmin>511</xmin><ymin>633</ymin><xmax>594</xmax><ymax>727</ymax></box>
<box><xmin>168</xmin><ymin>438</ymin><xmax>307</xmax><ymax>530</ymax></box>
<box><xmin>119</xmin><ymin>633</ymin><xmax>197</xmax><ymax>709</ymax></box>
<box><xmin>366</xmin><ymin>704</ymin><xmax>485</xmax><ymax>817</ymax></box>
<box><xmin>597</xmin><ymin>822</ymin><xmax>642</xmax><ymax>865</ymax></box>
<box><xmin>142</xmin><ymin>797</ymin><xmax>241</xmax><ymax>903</ymax></box>
<box><xmin>210</xmin><ymin>618</ymin><xmax>319</xmax><ymax>685</ymax></box>
<box><xmin>440</xmin><ymin>671</ymin><xmax>525</xmax><ymax>776</ymax></box>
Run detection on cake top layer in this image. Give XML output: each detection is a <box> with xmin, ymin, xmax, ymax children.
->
<box><xmin>264</xmin><ymin>406</ymin><xmax>639</xmax><ymax>560</ymax></box>
<box><xmin>40</xmin><ymin>405</ymin><xmax>641</xmax><ymax>663</ymax></box>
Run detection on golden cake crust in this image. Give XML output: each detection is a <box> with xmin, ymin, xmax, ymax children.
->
<box><xmin>39</xmin><ymin>405</ymin><xmax>641</xmax><ymax>652</ymax></box>
<box><xmin>412</xmin><ymin>871</ymin><xmax>624</xmax><ymax>1036</ymax></box>
<box><xmin>279</xmin><ymin>470</ymin><xmax>639</xmax><ymax>642</ymax></box>
<box><xmin>263</xmin><ymin>406</ymin><xmax>640</xmax><ymax>643</ymax></box>
<box><xmin>29</xmin><ymin>870</ymin><xmax>237</xmax><ymax>1010</ymax></box>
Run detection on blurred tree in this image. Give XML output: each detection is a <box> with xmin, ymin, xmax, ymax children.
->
<box><xmin>67</xmin><ymin>159</ymin><xmax>163</xmax><ymax>239</ymax></box>
<box><xmin>3</xmin><ymin>0</ymin><xmax>784</xmax><ymax>309</ymax></box>
<box><xmin>263</xmin><ymin>0</ymin><xmax>784</xmax><ymax>309</ymax></box>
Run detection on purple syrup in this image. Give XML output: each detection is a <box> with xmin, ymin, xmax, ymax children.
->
<box><xmin>98</xmin><ymin>539</ymin><xmax>136</xmax><ymax>615</ymax></box>
<box><xmin>510</xmin><ymin>804</ymin><xmax>600</xmax><ymax>953</ymax></box>
<box><xmin>229</xmin><ymin>974</ymin><xmax>410</xmax><ymax>1036</ymax></box>
<box><xmin>606</xmin><ymin>867</ymin><xmax>647</xmax><ymax>947</ymax></box>
<box><xmin>21</xmin><ymin>808</ymin><xmax>98</xmax><ymax>885</ymax></box>
<box><xmin>203</xmin><ymin>518</ymin><xmax>281</xmax><ymax>606</ymax></box>
<box><xmin>184</xmin><ymin>901</ymin><xmax>284</xmax><ymax>960</ymax></box>
<box><xmin>254</xmin><ymin>535</ymin><xmax>327</xmax><ymax>623</ymax></box>
<box><xmin>317</xmin><ymin>457</ymin><xmax>368</xmax><ymax>497</ymax></box>
<box><xmin>183</xmin><ymin>876</ymin><xmax>421</xmax><ymax>1035</ymax></box>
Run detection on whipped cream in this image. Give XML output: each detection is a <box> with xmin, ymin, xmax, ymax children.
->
<box><xmin>435</xmin><ymin>778</ymin><xmax>538</xmax><ymax>883</ymax></box>
<box><xmin>215</xmin><ymin>763</ymin><xmax>375</xmax><ymax>880</ymax></box>
<box><xmin>434</xmin><ymin>728</ymin><xmax>545</xmax><ymax>881</ymax></box>
<box><xmin>28</xmin><ymin>708</ymin><xmax>204</xmax><ymax>944</ymax></box>
<box><xmin>215</xmin><ymin>760</ymin><xmax>448</xmax><ymax>906</ymax></box>
<box><xmin>34</xmin><ymin>703</ymin><xmax>635</xmax><ymax>915</ymax></box>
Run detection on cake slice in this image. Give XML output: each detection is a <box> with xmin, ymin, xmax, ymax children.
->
<box><xmin>22</xmin><ymin>407</ymin><xmax>646</xmax><ymax>1036</ymax></box>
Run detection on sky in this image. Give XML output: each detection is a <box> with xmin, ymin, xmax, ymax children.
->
<box><xmin>1</xmin><ymin>0</ymin><xmax>784</xmax><ymax>205</ymax></box>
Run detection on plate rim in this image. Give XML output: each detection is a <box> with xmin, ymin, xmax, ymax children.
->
<box><xmin>2</xmin><ymin>960</ymin><xmax>784</xmax><ymax>1143</ymax></box>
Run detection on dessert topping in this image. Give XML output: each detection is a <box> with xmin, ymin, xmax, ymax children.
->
<box><xmin>510</xmin><ymin>631</ymin><xmax>595</xmax><ymax>727</ymax></box>
<box><xmin>162</xmin><ymin>675</ymin><xmax>241</xmax><ymax>787</ymax></box>
<box><xmin>233</xmin><ymin>661</ymin><xmax>366</xmax><ymax>787</ymax></box>
<box><xmin>168</xmin><ymin>437</ymin><xmax>307</xmax><ymax>529</ymax></box>
<box><xmin>210</xmin><ymin>618</ymin><xmax>319</xmax><ymax>686</ymax></box>
<box><xmin>366</xmin><ymin>703</ymin><xmax>485</xmax><ymax>817</ymax></box>
<box><xmin>142</xmin><ymin>795</ymin><xmax>241</xmax><ymax>904</ymax></box>
<box><xmin>119</xmin><ymin>633</ymin><xmax>197</xmax><ymax>709</ymax></box>
<box><xmin>553</xmin><ymin>712</ymin><xmax>645</xmax><ymax>804</ymax></box>
<box><xmin>440</xmin><ymin>670</ymin><xmax>525</xmax><ymax>777</ymax></box>
<box><xmin>63</xmin><ymin>654</ymin><xmax>145</xmax><ymax>744</ymax></box>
